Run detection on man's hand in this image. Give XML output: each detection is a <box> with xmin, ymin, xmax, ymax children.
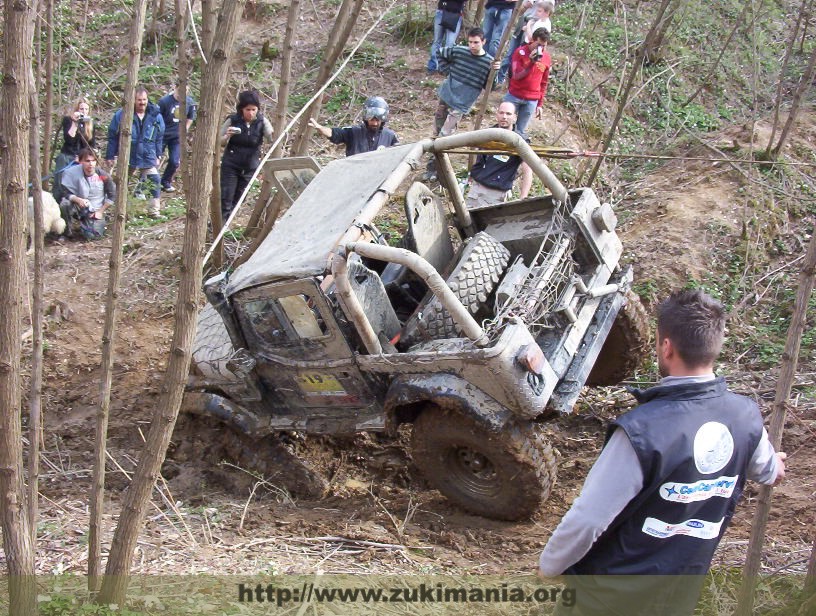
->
<box><xmin>491</xmin><ymin>60</ymin><xmax>501</xmax><ymax>71</ymax></box>
<box><xmin>535</xmin><ymin>107</ymin><xmax>543</xmax><ymax>120</ymax></box>
<box><xmin>308</xmin><ymin>118</ymin><xmax>331</xmax><ymax>138</ymax></box>
<box><xmin>773</xmin><ymin>452</ymin><xmax>787</xmax><ymax>486</ymax></box>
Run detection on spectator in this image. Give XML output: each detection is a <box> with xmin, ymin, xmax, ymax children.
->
<box><xmin>538</xmin><ymin>289</ymin><xmax>786</xmax><ymax>616</ymax></box>
<box><xmin>424</xmin><ymin>27</ymin><xmax>498</xmax><ymax>180</ymax></box>
<box><xmin>465</xmin><ymin>101</ymin><xmax>532</xmax><ymax>208</ymax></box>
<box><xmin>60</xmin><ymin>147</ymin><xmax>116</xmax><ymax>240</ymax></box>
<box><xmin>427</xmin><ymin>0</ymin><xmax>468</xmax><ymax>74</ymax></box>
<box><xmin>106</xmin><ymin>86</ymin><xmax>165</xmax><ymax>217</ymax></box>
<box><xmin>482</xmin><ymin>0</ymin><xmax>518</xmax><ymax>58</ymax></box>
<box><xmin>504</xmin><ymin>27</ymin><xmax>551</xmax><ymax>137</ymax></box>
<box><xmin>53</xmin><ymin>97</ymin><xmax>97</xmax><ymax>202</ymax></box>
<box><xmin>308</xmin><ymin>96</ymin><xmax>398</xmax><ymax>156</ymax></box>
<box><xmin>158</xmin><ymin>84</ymin><xmax>197</xmax><ymax>193</ymax></box>
<box><xmin>522</xmin><ymin>0</ymin><xmax>553</xmax><ymax>44</ymax></box>
<box><xmin>219</xmin><ymin>89</ymin><xmax>273</xmax><ymax>222</ymax></box>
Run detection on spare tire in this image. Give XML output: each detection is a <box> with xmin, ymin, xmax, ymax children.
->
<box><xmin>586</xmin><ymin>290</ymin><xmax>650</xmax><ymax>386</ymax></box>
<box><xmin>405</xmin><ymin>232</ymin><xmax>510</xmax><ymax>343</ymax></box>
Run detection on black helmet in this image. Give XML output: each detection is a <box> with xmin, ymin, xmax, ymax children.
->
<box><xmin>362</xmin><ymin>96</ymin><xmax>389</xmax><ymax>123</ymax></box>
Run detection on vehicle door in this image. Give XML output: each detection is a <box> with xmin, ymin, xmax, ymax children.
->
<box><xmin>232</xmin><ymin>278</ymin><xmax>377</xmax><ymax>413</ymax></box>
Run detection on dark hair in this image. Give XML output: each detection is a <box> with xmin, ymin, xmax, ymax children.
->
<box><xmin>236</xmin><ymin>89</ymin><xmax>261</xmax><ymax>112</ymax></box>
<box><xmin>135</xmin><ymin>85</ymin><xmax>148</xmax><ymax>97</ymax></box>
<box><xmin>532</xmin><ymin>27</ymin><xmax>551</xmax><ymax>43</ymax></box>
<box><xmin>77</xmin><ymin>147</ymin><xmax>97</xmax><ymax>161</ymax></box>
<box><xmin>656</xmin><ymin>289</ymin><xmax>726</xmax><ymax>368</ymax></box>
<box><xmin>467</xmin><ymin>27</ymin><xmax>485</xmax><ymax>40</ymax></box>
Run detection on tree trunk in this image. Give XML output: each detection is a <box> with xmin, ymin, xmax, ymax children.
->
<box><xmin>200</xmin><ymin>0</ymin><xmax>217</xmax><ymax>55</ymax></box>
<box><xmin>735</xmin><ymin>230</ymin><xmax>816</xmax><ymax>615</ymax></box>
<box><xmin>0</xmin><ymin>0</ymin><xmax>37</xmax><ymax>613</ymax></box>
<box><xmin>290</xmin><ymin>0</ymin><xmax>364</xmax><ymax>156</ymax></box>
<box><xmin>763</xmin><ymin>0</ymin><xmax>807</xmax><ymax>156</ymax></box>
<box><xmin>245</xmin><ymin>0</ymin><xmax>301</xmax><ymax>237</ymax></box>
<box><xmin>88</xmin><ymin>0</ymin><xmax>150</xmax><ymax>592</ymax></box>
<box><xmin>209</xmin><ymin>133</ymin><xmax>224</xmax><ymax>271</ymax></box>
<box><xmin>586</xmin><ymin>0</ymin><xmax>674</xmax><ymax>186</ymax></box>
<box><xmin>771</xmin><ymin>44</ymin><xmax>816</xmax><ymax>158</ymax></box>
<box><xmin>41</xmin><ymin>0</ymin><xmax>55</xmax><ymax>182</ymax></box>
<box><xmin>27</xmin><ymin>60</ymin><xmax>46</xmax><ymax>551</ymax></box>
<box><xmin>471</xmin><ymin>0</ymin><xmax>525</xmax><ymax>133</ymax></box>
<box><xmin>640</xmin><ymin>0</ymin><xmax>682</xmax><ymax>65</ymax></box>
<box><xmin>472</xmin><ymin>0</ymin><xmax>486</xmax><ymax>31</ymax></box>
<box><xmin>98</xmin><ymin>0</ymin><xmax>246</xmax><ymax>604</ymax></box>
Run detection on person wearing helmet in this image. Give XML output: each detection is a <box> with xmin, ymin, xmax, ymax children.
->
<box><xmin>308</xmin><ymin>96</ymin><xmax>398</xmax><ymax>156</ymax></box>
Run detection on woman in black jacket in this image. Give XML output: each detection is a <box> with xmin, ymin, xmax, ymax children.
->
<box><xmin>219</xmin><ymin>90</ymin><xmax>273</xmax><ymax>222</ymax></box>
<box><xmin>53</xmin><ymin>97</ymin><xmax>97</xmax><ymax>200</ymax></box>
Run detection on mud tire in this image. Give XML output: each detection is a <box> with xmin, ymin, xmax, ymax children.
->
<box><xmin>192</xmin><ymin>303</ymin><xmax>237</xmax><ymax>380</ymax></box>
<box><xmin>415</xmin><ymin>232</ymin><xmax>510</xmax><ymax>341</ymax></box>
<box><xmin>411</xmin><ymin>406</ymin><xmax>557</xmax><ymax>520</ymax></box>
<box><xmin>586</xmin><ymin>290</ymin><xmax>650</xmax><ymax>386</ymax></box>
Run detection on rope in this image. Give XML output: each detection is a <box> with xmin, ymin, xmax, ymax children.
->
<box><xmin>203</xmin><ymin>0</ymin><xmax>398</xmax><ymax>267</ymax></box>
<box><xmin>442</xmin><ymin>142</ymin><xmax>816</xmax><ymax>167</ymax></box>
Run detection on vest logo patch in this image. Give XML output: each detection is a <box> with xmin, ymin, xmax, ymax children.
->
<box><xmin>693</xmin><ymin>421</ymin><xmax>734</xmax><ymax>474</ymax></box>
<box><xmin>642</xmin><ymin>516</ymin><xmax>724</xmax><ymax>540</ymax></box>
<box><xmin>660</xmin><ymin>475</ymin><xmax>738</xmax><ymax>503</ymax></box>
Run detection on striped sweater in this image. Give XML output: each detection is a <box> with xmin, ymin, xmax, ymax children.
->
<box><xmin>437</xmin><ymin>45</ymin><xmax>495</xmax><ymax>113</ymax></box>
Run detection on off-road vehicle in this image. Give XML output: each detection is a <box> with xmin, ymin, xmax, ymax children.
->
<box><xmin>184</xmin><ymin>128</ymin><xmax>647</xmax><ymax>521</ymax></box>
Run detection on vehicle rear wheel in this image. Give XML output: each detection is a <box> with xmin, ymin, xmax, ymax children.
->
<box><xmin>586</xmin><ymin>290</ymin><xmax>650</xmax><ymax>386</ymax></box>
<box><xmin>411</xmin><ymin>406</ymin><xmax>557</xmax><ymax>520</ymax></box>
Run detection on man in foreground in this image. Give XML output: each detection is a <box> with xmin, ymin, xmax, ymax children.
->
<box><xmin>538</xmin><ymin>289</ymin><xmax>786</xmax><ymax>615</ymax></box>
<box><xmin>465</xmin><ymin>101</ymin><xmax>531</xmax><ymax>208</ymax></box>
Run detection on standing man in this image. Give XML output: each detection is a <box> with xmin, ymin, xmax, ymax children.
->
<box><xmin>308</xmin><ymin>96</ymin><xmax>398</xmax><ymax>156</ymax></box>
<box><xmin>106</xmin><ymin>86</ymin><xmax>165</xmax><ymax>217</ymax></box>
<box><xmin>425</xmin><ymin>27</ymin><xmax>497</xmax><ymax>180</ymax></box>
<box><xmin>158</xmin><ymin>84</ymin><xmax>197</xmax><ymax>193</ymax></box>
<box><xmin>427</xmin><ymin>0</ymin><xmax>468</xmax><ymax>74</ymax></box>
<box><xmin>465</xmin><ymin>101</ymin><xmax>532</xmax><ymax>208</ymax></box>
<box><xmin>504</xmin><ymin>27</ymin><xmax>550</xmax><ymax>137</ymax></box>
<box><xmin>60</xmin><ymin>147</ymin><xmax>116</xmax><ymax>240</ymax></box>
<box><xmin>538</xmin><ymin>289</ymin><xmax>786</xmax><ymax>616</ymax></box>
<box><xmin>482</xmin><ymin>0</ymin><xmax>518</xmax><ymax>58</ymax></box>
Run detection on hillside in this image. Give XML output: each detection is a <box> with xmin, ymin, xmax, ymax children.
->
<box><xmin>15</xmin><ymin>0</ymin><xmax>816</xmax><ymax>613</ymax></box>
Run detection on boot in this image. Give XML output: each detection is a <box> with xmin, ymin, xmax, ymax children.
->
<box><xmin>148</xmin><ymin>198</ymin><xmax>161</xmax><ymax>218</ymax></box>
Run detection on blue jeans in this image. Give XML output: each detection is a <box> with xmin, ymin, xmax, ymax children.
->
<box><xmin>498</xmin><ymin>29</ymin><xmax>524</xmax><ymax>83</ymax></box>
<box><xmin>482</xmin><ymin>6</ymin><xmax>513</xmax><ymax>58</ymax></box>
<box><xmin>161</xmin><ymin>136</ymin><xmax>180</xmax><ymax>187</ymax></box>
<box><xmin>427</xmin><ymin>10</ymin><xmax>461</xmax><ymax>72</ymax></box>
<box><xmin>502</xmin><ymin>93</ymin><xmax>537</xmax><ymax>137</ymax></box>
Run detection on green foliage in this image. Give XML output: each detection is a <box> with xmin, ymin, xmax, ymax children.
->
<box><xmin>39</xmin><ymin>594</ymin><xmax>144</xmax><ymax>616</ymax></box>
<box><xmin>386</xmin><ymin>2</ymin><xmax>433</xmax><ymax>46</ymax></box>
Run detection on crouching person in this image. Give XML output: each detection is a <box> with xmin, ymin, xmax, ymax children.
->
<box><xmin>60</xmin><ymin>148</ymin><xmax>115</xmax><ymax>240</ymax></box>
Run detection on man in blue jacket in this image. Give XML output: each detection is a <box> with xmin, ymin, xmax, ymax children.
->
<box><xmin>538</xmin><ymin>289</ymin><xmax>786</xmax><ymax>615</ymax></box>
<box><xmin>157</xmin><ymin>85</ymin><xmax>197</xmax><ymax>193</ymax></box>
<box><xmin>106</xmin><ymin>86</ymin><xmax>165</xmax><ymax>217</ymax></box>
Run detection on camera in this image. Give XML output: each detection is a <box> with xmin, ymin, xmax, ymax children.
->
<box><xmin>77</xmin><ymin>113</ymin><xmax>88</xmax><ymax>122</ymax></box>
<box><xmin>230</xmin><ymin>127</ymin><xmax>241</xmax><ymax>134</ymax></box>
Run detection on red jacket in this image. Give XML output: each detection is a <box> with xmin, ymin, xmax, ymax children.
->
<box><xmin>509</xmin><ymin>44</ymin><xmax>551</xmax><ymax>107</ymax></box>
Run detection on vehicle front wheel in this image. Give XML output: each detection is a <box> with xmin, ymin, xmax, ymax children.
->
<box><xmin>411</xmin><ymin>406</ymin><xmax>557</xmax><ymax>521</ymax></box>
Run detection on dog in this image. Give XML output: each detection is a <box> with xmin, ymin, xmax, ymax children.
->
<box><xmin>27</xmin><ymin>190</ymin><xmax>66</xmax><ymax>253</ymax></box>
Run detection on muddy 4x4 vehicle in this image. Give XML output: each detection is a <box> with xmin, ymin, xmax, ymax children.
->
<box><xmin>185</xmin><ymin>128</ymin><xmax>647</xmax><ymax>521</ymax></box>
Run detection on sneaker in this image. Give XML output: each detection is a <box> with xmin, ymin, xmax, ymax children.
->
<box><xmin>162</xmin><ymin>185</ymin><xmax>176</xmax><ymax>193</ymax></box>
<box><xmin>134</xmin><ymin>192</ymin><xmax>146</xmax><ymax>201</ymax></box>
